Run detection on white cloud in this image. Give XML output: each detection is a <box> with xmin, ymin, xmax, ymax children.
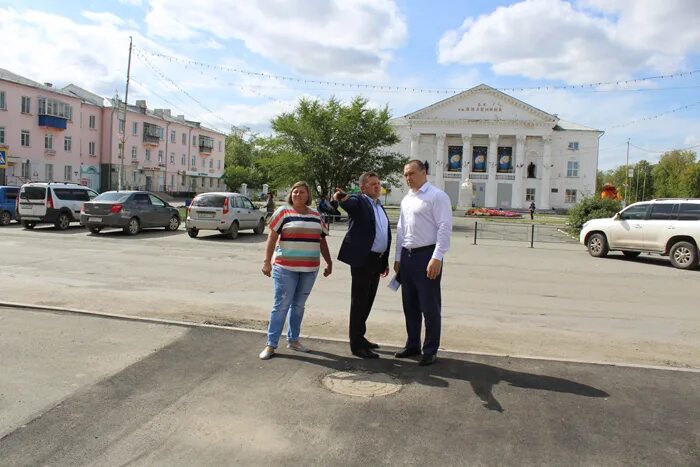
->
<box><xmin>144</xmin><ymin>0</ymin><xmax>407</xmax><ymax>78</ymax></box>
<box><xmin>118</xmin><ymin>0</ymin><xmax>143</xmax><ymax>5</ymax></box>
<box><xmin>438</xmin><ymin>0</ymin><xmax>700</xmax><ymax>83</ymax></box>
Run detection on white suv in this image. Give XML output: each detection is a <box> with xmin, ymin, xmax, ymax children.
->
<box><xmin>18</xmin><ymin>182</ymin><xmax>99</xmax><ymax>230</ymax></box>
<box><xmin>186</xmin><ymin>192</ymin><xmax>266</xmax><ymax>239</ymax></box>
<box><xmin>580</xmin><ymin>199</ymin><xmax>700</xmax><ymax>269</ymax></box>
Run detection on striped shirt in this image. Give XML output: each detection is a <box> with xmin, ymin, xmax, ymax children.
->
<box><xmin>269</xmin><ymin>206</ymin><xmax>328</xmax><ymax>272</ymax></box>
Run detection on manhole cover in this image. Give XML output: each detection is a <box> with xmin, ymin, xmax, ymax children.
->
<box><xmin>322</xmin><ymin>371</ymin><xmax>402</xmax><ymax>397</ymax></box>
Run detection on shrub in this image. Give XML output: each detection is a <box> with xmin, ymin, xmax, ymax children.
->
<box><xmin>568</xmin><ymin>197</ymin><xmax>622</xmax><ymax>232</ymax></box>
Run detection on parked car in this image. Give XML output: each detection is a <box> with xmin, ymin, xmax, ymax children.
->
<box><xmin>0</xmin><ymin>186</ymin><xmax>20</xmax><ymax>226</ymax></box>
<box><xmin>186</xmin><ymin>192</ymin><xmax>266</xmax><ymax>239</ymax></box>
<box><xmin>80</xmin><ymin>191</ymin><xmax>181</xmax><ymax>235</ymax></box>
<box><xmin>580</xmin><ymin>199</ymin><xmax>700</xmax><ymax>269</ymax></box>
<box><xmin>18</xmin><ymin>182</ymin><xmax>98</xmax><ymax>230</ymax></box>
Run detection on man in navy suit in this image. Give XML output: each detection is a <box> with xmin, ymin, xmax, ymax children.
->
<box><xmin>334</xmin><ymin>172</ymin><xmax>391</xmax><ymax>359</ymax></box>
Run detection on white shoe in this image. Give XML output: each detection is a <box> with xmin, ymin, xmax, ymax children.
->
<box><xmin>286</xmin><ymin>340</ymin><xmax>310</xmax><ymax>352</ymax></box>
<box><xmin>259</xmin><ymin>346</ymin><xmax>275</xmax><ymax>360</ymax></box>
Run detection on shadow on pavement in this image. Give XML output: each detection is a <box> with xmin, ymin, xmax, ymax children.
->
<box><xmin>193</xmin><ymin>232</ymin><xmax>267</xmax><ymax>243</ymax></box>
<box><xmin>276</xmin><ymin>350</ymin><xmax>609</xmax><ymax>413</ymax></box>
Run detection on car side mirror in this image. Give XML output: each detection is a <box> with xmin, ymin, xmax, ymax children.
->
<box><xmin>614</xmin><ymin>212</ymin><xmax>621</xmax><ymax>220</ymax></box>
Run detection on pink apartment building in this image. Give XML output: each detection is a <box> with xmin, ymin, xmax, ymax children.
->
<box><xmin>0</xmin><ymin>68</ymin><xmax>226</xmax><ymax>194</ymax></box>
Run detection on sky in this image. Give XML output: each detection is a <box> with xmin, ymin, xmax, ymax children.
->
<box><xmin>1</xmin><ymin>0</ymin><xmax>700</xmax><ymax>170</ymax></box>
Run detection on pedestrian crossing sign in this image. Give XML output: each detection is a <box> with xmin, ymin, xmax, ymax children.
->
<box><xmin>0</xmin><ymin>146</ymin><xmax>8</xmax><ymax>169</ymax></box>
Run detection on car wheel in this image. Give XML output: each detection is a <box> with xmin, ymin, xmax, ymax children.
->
<box><xmin>0</xmin><ymin>210</ymin><xmax>11</xmax><ymax>226</ymax></box>
<box><xmin>22</xmin><ymin>221</ymin><xmax>35</xmax><ymax>229</ymax></box>
<box><xmin>55</xmin><ymin>212</ymin><xmax>71</xmax><ymax>230</ymax></box>
<box><xmin>253</xmin><ymin>218</ymin><xmax>265</xmax><ymax>235</ymax></box>
<box><xmin>166</xmin><ymin>215</ymin><xmax>180</xmax><ymax>231</ymax></box>
<box><xmin>187</xmin><ymin>227</ymin><xmax>199</xmax><ymax>238</ymax></box>
<box><xmin>124</xmin><ymin>217</ymin><xmax>140</xmax><ymax>236</ymax></box>
<box><xmin>89</xmin><ymin>227</ymin><xmax>102</xmax><ymax>235</ymax></box>
<box><xmin>587</xmin><ymin>233</ymin><xmax>609</xmax><ymax>258</ymax></box>
<box><xmin>226</xmin><ymin>221</ymin><xmax>239</xmax><ymax>239</ymax></box>
<box><xmin>622</xmin><ymin>251</ymin><xmax>641</xmax><ymax>258</ymax></box>
<box><xmin>669</xmin><ymin>241</ymin><xmax>698</xmax><ymax>270</ymax></box>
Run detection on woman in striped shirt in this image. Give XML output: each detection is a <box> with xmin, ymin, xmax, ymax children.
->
<box><xmin>259</xmin><ymin>181</ymin><xmax>333</xmax><ymax>360</ymax></box>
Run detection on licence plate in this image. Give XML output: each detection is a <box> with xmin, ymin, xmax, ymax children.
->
<box><xmin>88</xmin><ymin>217</ymin><xmax>102</xmax><ymax>222</ymax></box>
<box><xmin>199</xmin><ymin>212</ymin><xmax>215</xmax><ymax>218</ymax></box>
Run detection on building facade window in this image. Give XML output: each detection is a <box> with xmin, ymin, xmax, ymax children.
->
<box><xmin>0</xmin><ymin>91</ymin><xmax>6</xmax><ymax>110</ymax></box>
<box><xmin>209</xmin><ymin>159</ymin><xmax>213</xmax><ymax>169</ymax></box>
<box><xmin>567</xmin><ymin>161</ymin><xmax>579</xmax><ymax>177</ymax></box>
<box><xmin>209</xmin><ymin>178</ymin><xmax>213</xmax><ymax>187</ymax></box>
<box><xmin>45</xmin><ymin>163</ymin><xmax>54</xmax><ymax>181</ymax></box>
<box><xmin>191</xmin><ymin>156</ymin><xmax>195</xmax><ymax>167</ymax></box>
<box><xmin>170</xmin><ymin>130</ymin><xmax>176</xmax><ymax>143</ymax></box>
<box><xmin>565</xmin><ymin>189</ymin><xmax>577</xmax><ymax>203</ymax></box>
<box><xmin>192</xmin><ymin>135</ymin><xmax>197</xmax><ymax>147</ymax></box>
<box><xmin>132</xmin><ymin>122</ymin><xmax>138</xmax><ymax>135</ymax></box>
<box><xmin>170</xmin><ymin>153</ymin><xmax>175</xmax><ymax>163</ymax></box>
<box><xmin>88</xmin><ymin>141</ymin><xmax>96</xmax><ymax>156</ymax></box>
<box><xmin>118</xmin><ymin>118</ymin><xmax>125</xmax><ymax>133</ymax></box>
<box><xmin>64</xmin><ymin>136</ymin><xmax>72</xmax><ymax>152</ymax></box>
<box><xmin>201</xmin><ymin>158</ymin><xmax>205</xmax><ymax>168</ymax></box>
<box><xmin>21</xmin><ymin>130</ymin><xmax>30</xmax><ymax>147</ymax></box>
<box><xmin>21</xmin><ymin>160</ymin><xmax>31</xmax><ymax>178</ymax></box>
<box><xmin>526</xmin><ymin>188</ymin><xmax>536</xmax><ymax>202</ymax></box>
<box><xmin>158</xmin><ymin>150</ymin><xmax>164</xmax><ymax>163</ymax></box>
<box><xmin>182</xmin><ymin>133</ymin><xmax>186</xmax><ymax>145</ymax></box>
<box><xmin>64</xmin><ymin>165</ymin><xmax>72</xmax><ymax>181</ymax></box>
<box><xmin>21</xmin><ymin>96</ymin><xmax>31</xmax><ymax>114</ymax></box>
<box><xmin>219</xmin><ymin>141</ymin><xmax>222</xmax><ymax>152</ymax></box>
<box><xmin>44</xmin><ymin>134</ymin><xmax>53</xmax><ymax>150</ymax></box>
<box><xmin>131</xmin><ymin>146</ymin><xmax>137</xmax><ymax>160</ymax></box>
<box><xmin>568</xmin><ymin>141</ymin><xmax>579</xmax><ymax>151</ymax></box>
<box><xmin>0</xmin><ymin>126</ymin><xmax>5</xmax><ymax>144</ymax></box>
<box><xmin>145</xmin><ymin>149</ymin><xmax>151</xmax><ymax>161</ymax></box>
<box><xmin>170</xmin><ymin>174</ymin><xmax>175</xmax><ymax>188</ymax></box>
<box><xmin>89</xmin><ymin>115</ymin><xmax>96</xmax><ymax>129</ymax></box>
<box><xmin>181</xmin><ymin>154</ymin><xmax>186</xmax><ymax>165</ymax></box>
<box><xmin>217</xmin><ymin>160</ymin><xmax>221</xmax><ymax>170</ymax></box>
<box><xmin>37</xmin><ymin>97</ymin><xmax>72</xmax><ymax>120</ymax></box>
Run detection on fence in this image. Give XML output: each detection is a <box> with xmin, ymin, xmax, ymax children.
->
<box><xmin>469</xmin><ymin>220</ymin><xmax>577</xmax><ymax>247</ymax></box>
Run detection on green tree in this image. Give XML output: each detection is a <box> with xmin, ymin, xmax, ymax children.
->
<box><xmin>264</xmin><ymin>96</ymin><xmax>406</xmax><ymax>197</ymax></box>
<box><xmin>568</xmin><ymin>197</ymin><xmax>622</xmax><ymax>232</ymax></box>
<box><xmin>222</xmin><ymin>133</ymin><xmax>270</xmax><ymax>192</ymax></box>
<box><xmin>652</xmin><ymin>150</ymin><xmax>697</xmax><ymax>198</ymax></box>
<box><xmin>680</xmin><ymin>162</ymin><xmax>700</xmax><ymax>197</ymax></box>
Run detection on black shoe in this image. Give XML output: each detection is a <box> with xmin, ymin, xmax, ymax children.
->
<box><xmin>365</xmin><ymin>340</ymin><xmax>380</xmax><ymax>350</ymax></box>
<box><xmin>394</xmin><ymin>347</ymin><xmax>421</xmax><ymax>358</ymax></box>
<box><xmin>419</xmin><ymin>354</ymin><xmax>437</xmax><ymax>366</ymax></box>
<box><xmin>352</xmin><ymin>348</ymin><xmax>380</xmax><ymax>359</ymax></box>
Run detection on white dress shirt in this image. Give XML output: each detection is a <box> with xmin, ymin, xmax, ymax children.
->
<box><xmin>363</xmin><ymin>194</ymin><xmax>389</xmax><ymax>254</ymax></box>
<box><xmin>395</xmin><ymin>182</ymin><xmax>452</xmax><ymax>261</ymax></box>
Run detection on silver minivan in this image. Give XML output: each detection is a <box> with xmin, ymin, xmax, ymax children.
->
<box><xmin>186</xmin><ymin>192</ymin><xmax>266</xmax><ymax>239</ymax></box>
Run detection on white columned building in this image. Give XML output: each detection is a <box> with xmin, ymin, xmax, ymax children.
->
<box><xmin>387</xmin><ymin>84</ymin><xmax>603</xmax><ymax>211</ymax></box>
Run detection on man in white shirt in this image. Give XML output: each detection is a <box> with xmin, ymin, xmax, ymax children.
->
<box><xmin>393</xmin><ymin>160</ymin><xmax>452</xmax><ymax>366</ymax></box>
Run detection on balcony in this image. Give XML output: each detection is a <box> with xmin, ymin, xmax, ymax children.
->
<box><xmin>198</xmin><ymin>136</ymin><xmax>214</xmax><ymax>155</ymax></box>
<box><xmin>38</xmin><ymin>115</ymin><xmax>68</xmax><ymax>130</ymax></box>
<box><xmin>142</xmin><ymin>123</ymin><xmax>162</xmax><ymax>146</ymax></box>
<box><xmin>38</xmin><ymin>97</ymin><xmax>72</xmax><ymax>130</ymax></box>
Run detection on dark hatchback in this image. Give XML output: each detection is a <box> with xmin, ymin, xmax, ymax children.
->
<box><xmin>80</xmin><ymin>191</ymin><xmax>181</xmax><ymax>235</ymax></box>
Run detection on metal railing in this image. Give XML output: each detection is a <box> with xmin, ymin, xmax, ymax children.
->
<box><xmin>470</xmin><ymin>220</ymin><xmax>577</xmax><ymax>246</ymax></box>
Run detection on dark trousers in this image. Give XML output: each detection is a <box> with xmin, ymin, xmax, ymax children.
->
<box><xmin>349</xmin><ymin>252</ymin><xmax>383</xmax><ymax>351</ymax></box>
<box><xmin>399</xmin><ymin>247</ymin><xmax>441</xmax><ymax>356</ymax></box>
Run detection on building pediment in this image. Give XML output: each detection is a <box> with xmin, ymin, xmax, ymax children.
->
<box><xmin>401</xmin><ymin>84</ymin><xmax>558</xmax><ymax>125</ymax></box>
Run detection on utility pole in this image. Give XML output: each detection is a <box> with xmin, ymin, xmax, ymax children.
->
<box><xmin>642</xmin><ymin>168</ymin><xmax>648</xmax><ymax>201</ymax></box>
<box><xmin>119</xmin><ymin>36</ymin><xmax>133</xmax><ymax>191</ymax></box>
<box><xmin>624</xmin><ymin>138</ymin><xmax>630</xmax><ymax>206</ymax></box>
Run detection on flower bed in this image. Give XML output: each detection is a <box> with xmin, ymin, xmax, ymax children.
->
<box><xmin>466</xmin><ymin>208</ymin><xmax>522</xmax><ymax>218</ymax></box>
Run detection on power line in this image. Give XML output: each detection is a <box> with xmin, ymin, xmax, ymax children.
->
<box><xmin>630</xmin><ymin>142</ymin><xmax>700</xmax><ymax>154</ymax></box>
<box><xmin>134</xmin><ymin>46</ymin><xmax>700</xmax><ymax>94</ymax></box>
<box><xmin>606</xmin><ymin>100</ymin><xmax>700</xmax><ymax>130</ymax></box>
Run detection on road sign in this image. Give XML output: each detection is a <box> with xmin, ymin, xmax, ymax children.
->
<box><xmin>0</xmin><ymin>146</ymin><xmax>8</xmax><ymax>169</ymax></box>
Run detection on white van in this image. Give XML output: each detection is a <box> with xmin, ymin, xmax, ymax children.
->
<box><xmin>18</xmin><ymin>182</ymin><xmax>99</xmax><ymax>230</ymax></box>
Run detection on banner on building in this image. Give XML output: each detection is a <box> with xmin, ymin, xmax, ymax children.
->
<box><xmin>472</xmin><ymin>146</ymin><xmax>487</xmax><ymax>172</ymax></box>
<box><xmin>497</xmin><ymin>147</ymin><xmax>513</xmax><ymax>172</ymax></box>
<box><xmin>447</xmin><ymin>146</ymin><xmax>463</xmax><ymax>172</ymax></box>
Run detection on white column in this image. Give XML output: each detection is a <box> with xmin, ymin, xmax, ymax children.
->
<box><xmin>457</xmin><ymin>133</ymin><xmax>472</xmax><ymax>210</ymax></box>
<box><xmin>512</xmin><ymin>134</ymin><xmax>526</xmax><ymax>209</ymax></box>
<box><xmin>435</xmin><ymin>133</ymin><xmax>446</xmax><ymax>189</ymax></box>
<box><xmin>410</xmin><ymin>132</ymin><xmax>420</xmax><ymax>159</ymax></box>
<box><xmin>485</xmin><ymin>133</ymin><xmax>499</xmax><ymax>207</ymax></box>
<box><xmin>539</xmin><ymin>136</ymin><xmax>552</xmax><ymax>210</ymax></box>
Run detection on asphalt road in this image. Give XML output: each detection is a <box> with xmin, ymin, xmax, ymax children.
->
<box><xmin>1</xmin><ymin>307</ymin><xmax>698</xmax><ymax>466</ymax></box>
<box><xmin>0</xmin><ymin>220</ymin><xmax>698</xmax><ymax>368</ymax></box>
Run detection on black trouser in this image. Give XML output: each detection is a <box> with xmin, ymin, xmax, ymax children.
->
<box><xmin>349</xmin><ymin>252</ymin><xmax>384</xmax><ymax>352</ymax></box>
<box><xmin>399</xmin><ymin>246</ymin><xmax>441</xmax><ymax>356</ymax></box>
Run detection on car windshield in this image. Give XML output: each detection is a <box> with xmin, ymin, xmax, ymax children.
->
<box><xmin>94</xmin><ymin>192</ymin><xmax>131</xmax><ymax>203</ymax></box>
<box><xmin>192</xmin><ymin>194</ymin><xmax>226</xmax><ymax>207</ymax></box>
<box><xmin>20</xmin><ymin>187</ymin><xmax>46</xmax><ymax>200</ymax></box>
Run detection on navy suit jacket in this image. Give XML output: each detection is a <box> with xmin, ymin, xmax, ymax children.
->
<box><xmin>337</xmin><ymin>194</ymin><xmax>391</xmax><ymax>271</ymax></box>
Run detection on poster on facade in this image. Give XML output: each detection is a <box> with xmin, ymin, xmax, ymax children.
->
<box><xmin>447</xmin><ymin>146</ymin><xmax>462</xmax><ymax>172</ymax></box>
<box><xmin>497</xmin><ymin>146</ymin><xmax>513</xmax><ymax>172</ymax></box>
<box><xmin>472</xmin><ymin>146</ymin><xmax>487</xmax><ymax>172</ymax></box>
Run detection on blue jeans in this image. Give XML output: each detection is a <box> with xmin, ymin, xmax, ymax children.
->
<box><xmin>266</xmin><ymin>265</ymin><xmax>318</xmax><ymax>348</ymax></box>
